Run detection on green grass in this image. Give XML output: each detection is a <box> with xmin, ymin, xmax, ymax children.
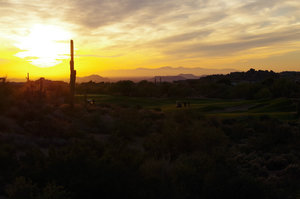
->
<box><xmin>76</xmin><ymin>94</ymin><xmax>297</xmax><ymax>120</ymax></box>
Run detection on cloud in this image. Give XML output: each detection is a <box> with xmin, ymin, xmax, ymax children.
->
<box><xmin>188</xmin><ymin>12</ymin><xmax>228</xmax><ymax>26</ymax></box>
<box><xmin>62</xmin><ymin>0</ymin><xmax>180</xmax><ymax>29</ymax></box>
<box><xmin>238</xmin><ymin>0</ymin><xmax>282</xmax><ymax>12</ymax></box>
<box><xmin>158</xmin><ymin>30</ymin><xmax>212</xmax><ymax>43</ymax></box>
<box><xmin>77</xmin><ymin>54</ymin><xmax>123</xmax><ymax>58</ymax></box>
<box><xmin>163</xmin><ymin>27</ymin><xmax>300</xmax><ymax>57</ymax></box>
<box><xmin>1</xmin><ymin>0</ymin><xmax>300</xmax><ymax>70</ymax></box>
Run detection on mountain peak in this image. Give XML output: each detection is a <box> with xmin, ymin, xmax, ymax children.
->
<box><xmin>77</xmin><ymin>75</ymin><xmax>109</xmax><ymax>83</ymax></box>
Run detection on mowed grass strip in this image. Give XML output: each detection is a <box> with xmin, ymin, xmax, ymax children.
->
<box><xmin>76</xmin><ymin>95</ymin><xmax>297</xmax><ymax>119</ymax></box>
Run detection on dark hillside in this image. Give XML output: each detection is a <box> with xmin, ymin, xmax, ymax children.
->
<box><xmin>0</xmin><ymin>71</ymin><xmax>299</xmax><ymax>199</ymax></box>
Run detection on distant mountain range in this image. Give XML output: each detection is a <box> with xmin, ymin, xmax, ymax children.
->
<box><xmin>6</xmin><ymin>67</ymin><xmax>238</xmax><ymax>83</ymax></box>
<box><xmin>75</xmin><ymin>73</ymin><xmax>200</xmax><ymax>83</ymax></box>
<box><xmin>76</xmin><ymin>75</ymin><xmax>109</xmax><ymax>83</ymax></box>
<box><xmin>69</xmin><ymin>66</ymin><xmax>237</xmax><ymax>83</ymax></box>
<box><xmin>100</xmin><ymin>66</ymin><xmax>238</xmax><ymax>77</ymax></box>
<box><xmin>76</xmin><ymin>73</ymin><xmax>201</xmax><ymax>83</ymax></box>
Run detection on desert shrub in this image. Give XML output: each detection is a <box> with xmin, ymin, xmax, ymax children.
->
<box><xmin>139</xmin><ymin>158</ymin><xmax>174</xmax><ymax>199</ymax></box>
<box><xmin>37</xmin><ymin>183</ymin><xmax>69</xmax><ymax>199</ymax></box>
<box><xmin>266</xmin><ymin>156</ymin><xmax>289</xmax><ymax>171</ymax></box>
<box><xmin>253</xmin><ymin>120</ymin><xmax>295</xmax><ymax>152</ymax></box>
<box><xmin>0</xmin><ymin>142</ymin><xmax>18</xmax><ymax>192</ymax></box>
<box><xmin>112</xmin><ymin>80</ymin><xmax>135</xmax><ymax>96</ymax></box>
<box><xmin>0</xmin><ymin>83</ymin><xmax>13</xmax><ymax>111</ymax></box>
<box><xmin>229</xmin><ymin>82</ymin><xmax>260</xmax><ymax>99</ymax></box>
<box><xmin>5</xmin><ymin>177</ymin><xmax>38</xmax><ymax>199</ymax></box>
<box><xmin>255</xmin><ymin>87</ymin><xmax>272</xmax><ymax>99</ymax></box>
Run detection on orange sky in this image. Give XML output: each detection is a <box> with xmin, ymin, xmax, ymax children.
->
<box><xmin>0</xmin><ymin>0</ymin><xmax>300</xmax><ymax>80</ymax></box>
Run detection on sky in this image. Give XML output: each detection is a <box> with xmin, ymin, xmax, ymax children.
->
<box><xmin>0</xmin><ymin>0</ymin><xmax>300</xmax><ymax>79</ymax></box>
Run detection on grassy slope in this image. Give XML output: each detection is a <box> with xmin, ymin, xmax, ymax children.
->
<box><xmin>76</xmin><ymin>95</ymin><xmax>297</xmax><ymax>120</ymax></box>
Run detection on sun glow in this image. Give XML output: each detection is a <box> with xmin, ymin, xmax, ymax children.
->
<box><xmin>14</xmin><ymin>24</ymin><xmax>72</xmax><ymax>68</ymax></box>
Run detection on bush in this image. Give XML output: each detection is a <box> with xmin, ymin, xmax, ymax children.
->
<box><xmin>6</xmin><ymin>177</ymin><xmax>38</xmax><ymax>199</ymax></box>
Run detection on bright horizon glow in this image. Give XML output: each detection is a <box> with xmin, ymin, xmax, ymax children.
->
<box><xmin>14</xmin><ymin>24</ymin><xmax>72</xmax><ymax>68</ymax></box>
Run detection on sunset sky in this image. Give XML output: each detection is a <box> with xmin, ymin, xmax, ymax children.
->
<box><xmin>0</xmin><ymin>0</ymin><xmax>300</xmax><ymax>79</ymax></box>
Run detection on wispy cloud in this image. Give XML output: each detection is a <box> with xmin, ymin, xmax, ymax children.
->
<box><xmin>158</xmin><ymin>30</ymin><xmax>212</xmax><ymax>44</ymax></box>
<box><xmin>164</xmin><ymin>27</ymin><xmax>300</xmax><ymax>57</ymax></box>
<box><xmin>77</xmin><ymin>54</ymin><xmax>123</xmax><ymax>58</ymax></box>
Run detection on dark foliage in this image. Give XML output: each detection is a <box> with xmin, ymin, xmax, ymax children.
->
<box><xmin>0</xmin><ymin>70</ymin><xmax>299</xmax><ymax>198</ymax></box>
<box><xmin>76</xmin><ymin>69</ymin><xmax>300</xmax><ymax>99</ymax></box>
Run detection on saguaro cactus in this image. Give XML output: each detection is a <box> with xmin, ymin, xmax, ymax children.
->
<box><xmin>70</xmin><ymin>40</ymin><xmax>76</xmax><ymax>107</ymax></box>
<box><xmin>26</xmin><ymin>73</ymin><xmax>30</xmax><ymax>82</ymax></box>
